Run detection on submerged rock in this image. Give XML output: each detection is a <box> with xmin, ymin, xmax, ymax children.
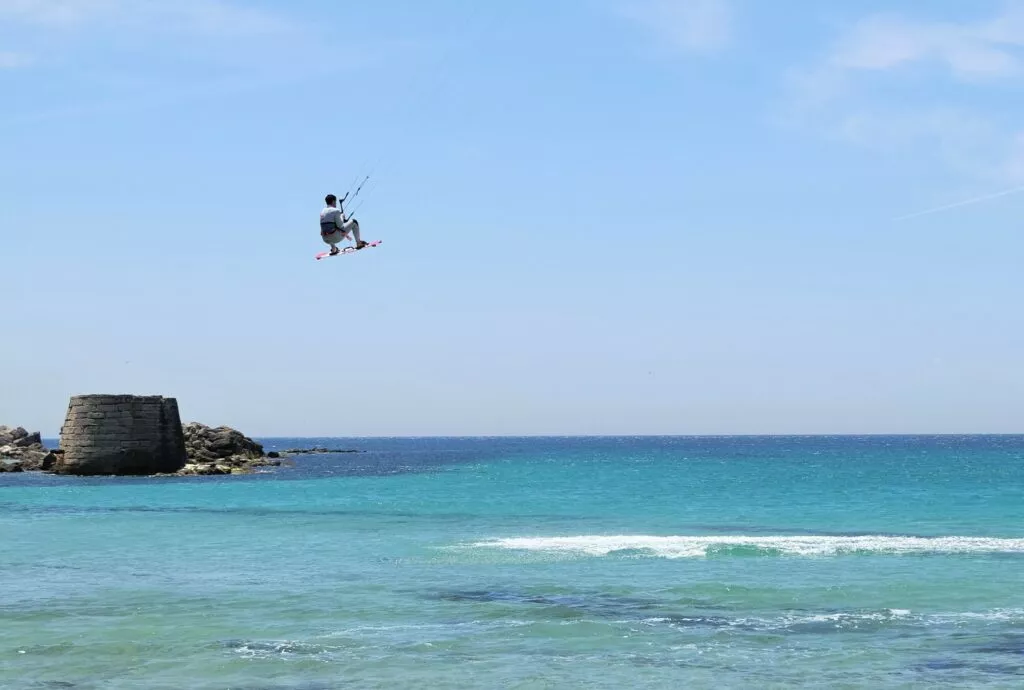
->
<box><xmin>278</xmin><ymin>447</ymin><xmax>363</xmax><ymax>456</ymax></box>
<box><xmin>177</xmin><ymin>462</ymin><xmax>251</xmax><ymax>476</ymax></box>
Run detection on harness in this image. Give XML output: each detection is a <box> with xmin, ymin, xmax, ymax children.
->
<box><xmin>320</xmin><ymin>207</ymin><xmax>356</xmax><ymax>235</ymax></box>
<box><xmin>320</xmin><ymin>214</ymin><xmax>350</xmax><ymax>235</ymax></box>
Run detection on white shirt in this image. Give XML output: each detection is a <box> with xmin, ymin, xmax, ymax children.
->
<box><xmin>319</xmin><ymin>206</ymin><xmax>347</xmax><ymax>234</ymax></box>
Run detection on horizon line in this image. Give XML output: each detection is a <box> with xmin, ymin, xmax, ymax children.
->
<box><xmin>34</xmin><ymin>431</ymin><xmax>1024</xmax><ymax>439</ymax></box>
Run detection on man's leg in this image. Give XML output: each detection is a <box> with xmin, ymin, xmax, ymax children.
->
<box><xmin>322</xmin><ymin>231</ymin><xmax>341</xmax><ymax>255</ymax></box>
<box><xmin>344</xmin><ymin>219</ymin><xmax>368</xmax><ymax>249</ymax></box>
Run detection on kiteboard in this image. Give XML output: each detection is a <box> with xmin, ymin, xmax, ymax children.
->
<box><xmin>315</xmin><ymin>240</ymin><xmax>382</xmax><ymax>260</ymax></box>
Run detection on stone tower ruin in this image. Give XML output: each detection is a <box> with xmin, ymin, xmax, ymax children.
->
<box><xmin>57</xmin><ymin>394</ymin><xmax>187</xmax><ymax>475</ymax></box>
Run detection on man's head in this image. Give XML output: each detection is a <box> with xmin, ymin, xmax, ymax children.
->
<box><xmin>325</xmin><ymin>194</ymin><xmax>337</xmax><ymax>207</ymax></box>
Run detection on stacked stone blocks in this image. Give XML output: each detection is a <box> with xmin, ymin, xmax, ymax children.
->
<box><xmin>57</xmin><ymin>394</ymin><xmax>187</xmax><ymax>475</ymax></box>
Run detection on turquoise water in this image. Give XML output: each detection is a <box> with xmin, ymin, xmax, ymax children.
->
<box><xmin>2</xmin><ymin>436</ymin><xmax>1023</xmax><ymax>688</ymax></box>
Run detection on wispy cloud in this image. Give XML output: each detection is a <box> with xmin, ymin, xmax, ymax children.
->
<box><xmin>829</xmin><ymin>6</ymin><xmax>1024</xmax><ymax>81</ymax></box>
<box><xmin>0</xmin><ymin>50</ymin><xmax>32</xmax><ymax>68</ymax></box>
<box><xmin>0</xmin><ymin>0</ymin><xmax>113</xmax><ymax>27</ymax></box>
<box><xmin>0</xmin><ymin>0</ymin><xmax>314</xmax><ymax>74</ymax></box>
<box><xmin>0</xmin><ymin>0</ymin><xmax>292</xmax><ymax>35</ymax></box>
<box><xmin>618</xmin><ymin>0</ymin><xmax>734</xmax><ymax>55</ymax></box>
<box><xmin>784</xmin><ymin>3</ymin><xmax>1024</xmax><ymax>187</ymax></box>
<box><xmin>0</xmin><ymin>1</ymin><xmax>352</xmax><ymax>124</ymax></box>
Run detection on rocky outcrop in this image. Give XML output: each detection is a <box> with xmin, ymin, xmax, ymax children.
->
<box><xmin>0</xmin><ymin>426</ymin><xmax>41</xmax><ymax>448</ymax></box>
<box><xmin>277</xmin><ymin>447</ymin><xmax>362</xmax><ymax>456</ymax></box>
<box><xmin>0</xmin><ymin>425</ymin><xmax>57</xmax><ymax>472</ymax></box>
<box><xmin>178</xmin><ymin>422</ymin><xmax>281</xmax><ymax>475</ymax></box>
<box><xmin>3</xmin><ymin>411</ymin><xmax>311</xmax><ymax>478</ymax></box>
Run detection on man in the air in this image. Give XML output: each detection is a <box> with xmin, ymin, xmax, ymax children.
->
<box><xmin>320</xmin><ymin>194</ymin><xmax>367</xmax><ymax>255</ymax></box>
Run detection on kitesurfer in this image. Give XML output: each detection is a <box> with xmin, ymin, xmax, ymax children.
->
<box><xmin>320</xmin><ymin>194</ymin><xmax>367</xmax><ymax>255</ymax></box>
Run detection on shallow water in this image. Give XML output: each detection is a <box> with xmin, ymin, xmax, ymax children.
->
<box><xmin>3</xmin><ymin>436</ymin><xmax>1023</xmax><ymax>688</ymax></box>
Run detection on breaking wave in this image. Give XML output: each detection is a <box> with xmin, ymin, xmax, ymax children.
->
<box><xmin>463</xmin><ymin>534</ymin><xmax>1024</xmax><ymax>558</ymax></box>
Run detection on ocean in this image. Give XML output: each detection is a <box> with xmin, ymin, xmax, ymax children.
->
<box><xmin>2</xmin><ymin>435</ymin><xmax>1023</xmax><ymax>688</ymax></box>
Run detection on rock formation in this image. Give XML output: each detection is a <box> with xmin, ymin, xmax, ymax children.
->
<box><xmin>277</xmin><ymin>446</ymin><xmax>362</xmax><ymax>456</ymax></box>
<box><xmin>56</xmin><ymin>395</ymin><xmax>187</xmax><ymax>475</ymax></box>
<box><xmin>178</xmin><ymin>422</ymin><xmax>281</xmax><ymax>475</ymax></box>
<box><xmin>0</xmin><ymin>426</ymin><xmax>57</xmax><ymax>472</ymax></box>
<box><xmin>4</xmin><ymin>397</ymin><xmax>317</xmax><ymax>477</ymax></box>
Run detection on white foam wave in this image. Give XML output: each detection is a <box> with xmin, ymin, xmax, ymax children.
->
<box><xmin>466</xmin><ymin>535</ymin><xmax>1024</xmax><ymax>558</ymax></box>
<box><xmin>652</xmin><ymin>608</ymin><xmax>1024</xmax><ymax>631</ymax></box>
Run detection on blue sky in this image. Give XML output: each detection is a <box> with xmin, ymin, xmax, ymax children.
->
<box><xmin>3</xmin><ymin>0</ymin><xmax>1023</xmax><ymax>436</ymax></box>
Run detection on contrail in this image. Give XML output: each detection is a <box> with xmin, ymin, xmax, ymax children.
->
<box><xmin>893</xmin><ymin>185</ymin><xmax>1024</xmax><ymax>221</ymax></box>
